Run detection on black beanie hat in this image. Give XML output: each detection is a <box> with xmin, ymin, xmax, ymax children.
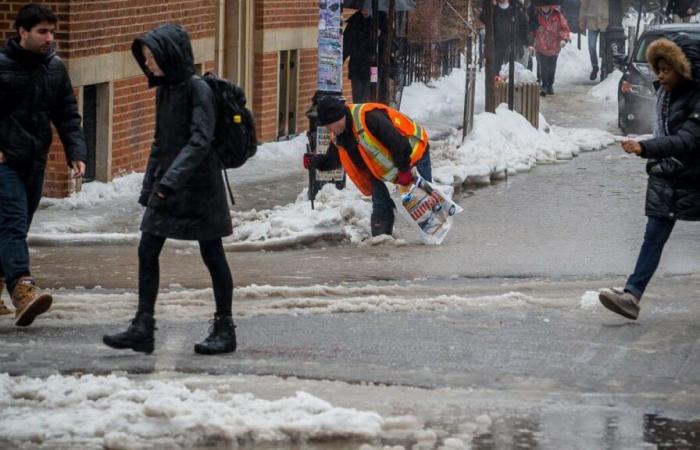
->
<box><xmin>317</xmin><ymin>96</ymin><xmax>347</xmax><ymax>126</ymax></box>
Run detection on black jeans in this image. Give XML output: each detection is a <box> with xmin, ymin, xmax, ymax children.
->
<box><xmin>625</xmin><ymin>216</ymin><xmax>676</xmax><ymax>299</ymax></box>
<box><xmin>537</xmin><ymin>53</ymin><xmax>558</xmax><ymax>89</ymax></box>
<box><xmin>0</xmin><ymin>163</ymin><xmax>44</xmax><ymax>293</ymax></box>
<box><xmin>137</xmin><ymin>232</ymin><xmax>233</xmax><ymax>317</ymax></box>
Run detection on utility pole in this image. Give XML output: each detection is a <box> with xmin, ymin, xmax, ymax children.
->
<box><xmin>508</xmin><ymin>1</ymin><xmax>516</xmax><ymax>111</ymax></box>
<box><xmin>484</xmin><ymin>0</ymin><xmax>496</xmax><ymax>113</ymax></box>
<box><xmin>380</xmin><ymin>0</ymin><xmax>396</xmax><ymax>105</ymax></box>
<box><xmin>370</xmin><ymin>0</ymin><xmax>380</xmax><ymax>101</ymax></box>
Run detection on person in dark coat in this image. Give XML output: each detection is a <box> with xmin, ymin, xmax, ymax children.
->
<box><xmin>599</xmin><ymin>33</ymin><xmax>700</xmax><ymax>320</ymax></box>
<box><xmin>343</xmin><ymin>9</ymin><xmax>373</xmax><ymax>102</ymax></box>
<box><xmin>0</xmin><ymin>4</ymin><xmax>87</xmax><ymax>327</ymax></box>
<box><xmin>103</xmin><ymin>24</ymin><xmax>236</xmax><ymax>355</ymax></box>
<box><xmin>480</xmin><ymin>0</ymin><xmax>532</xmax><ymax>74</ymax></box>
<box><xmin>666</xmin><ymin>0</ymin><xmax>698</xmax><ymax>22</ymax></box>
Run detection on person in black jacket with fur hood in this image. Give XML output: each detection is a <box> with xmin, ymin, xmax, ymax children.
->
<box><xmin>599</xmin><ymin>33</ymin><xmax>700</xmax><ymax>320</ymax></box>
<box><xmin>103</xmin><ymin>24</ymin><xmax>236</xmax><ymax>355</ymax></box>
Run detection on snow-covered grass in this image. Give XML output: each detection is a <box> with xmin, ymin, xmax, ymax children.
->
<box><xmin>0</xmin><ymin>373</ymin><xmax>383</xmax><ymax>449</ymax></box>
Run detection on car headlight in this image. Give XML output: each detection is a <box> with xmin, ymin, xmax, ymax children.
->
<box><xmin>621</xmin><ymin>81</ymin><xmax>654</xmax><ymax>97</ymax></box>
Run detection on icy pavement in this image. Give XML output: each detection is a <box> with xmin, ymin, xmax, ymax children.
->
<box><xmin>2</xmin><ymin>275</ymin><xmax>700</xmax><ymax>449</ymax></box>
<box><xmin>2</xmin><ymin>370</ymin><xmax>697</xmax><ymax>450</ymax></box>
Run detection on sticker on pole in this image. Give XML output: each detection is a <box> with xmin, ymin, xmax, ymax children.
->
<box><xmin>393</xmin><ymin>176</ymin><xmax>463</xmax><ymax>245</ymax></box>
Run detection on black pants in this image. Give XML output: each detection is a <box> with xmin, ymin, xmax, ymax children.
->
<box><xmin>137</xmin><ymin>232</ymin><xmax>233</xmax><ymax>317</ymax></box>
<box><xmin>537</xmin><ymin>53</ymin><xmax>558</xmax><ymax>90</ymax></box>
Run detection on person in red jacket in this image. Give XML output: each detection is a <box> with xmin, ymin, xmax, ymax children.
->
<box><xmin>531</xmin><ymin>4</ymin><xmax>570</xmax><ymax>96</ymax></box>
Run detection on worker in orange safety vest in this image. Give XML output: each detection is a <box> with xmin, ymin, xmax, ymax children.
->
<box><xmin>304</xmin><ymin>96</ymin><xmax>432</xmax><ymax>237</ymax></box>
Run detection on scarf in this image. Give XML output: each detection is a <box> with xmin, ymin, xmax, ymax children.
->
<box><xmin>654</xmin><ymin>89</ymin><xmax>670</xmax><ymax>138</ymax></box>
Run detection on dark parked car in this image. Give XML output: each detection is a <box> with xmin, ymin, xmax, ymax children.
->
<box><xmin>618</xmin><ymin>23</ymin><xmax>700</xmax><ymax>135</ymax></box>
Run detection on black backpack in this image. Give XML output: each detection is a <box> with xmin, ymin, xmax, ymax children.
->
<box><xmin>200</xmin><ymin>72</ymin><xmax>258</xmax><ymax>169</ymax></box>
<box><xmin>198</xmin><ymin>72</ymin><xmax>258</xmax><ymax>204</ymax></box>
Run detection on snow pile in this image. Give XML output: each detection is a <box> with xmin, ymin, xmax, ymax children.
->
<box><xmin>430</xmin><ymin>106</ymin><xmax>614</xmax><ymax>186</ymax></box>
<box><xmin>588</xmin><ymin>70</ymin><xmax>623</xmax><ymax>103</ymax></box>
<box><xmin>401</xmin><ymin>67</ymin><xmax>484</xmax><ymax>137</ymax></box>
<box><xmin>228</xmin><ymin>134</ymin><xmax>307</xmax><ymax>184</ymax></box>
<box><xmin>499</xmin><ymin>62</ymin><xmax>538</xmax><ymax>84</ymax></box>
<box><xmin>227</xmin><ymin>183</ymin><xmax>371</xmax><ymax>249</ymax></box>
<box><xmin>555</xmin><ymin>40</ymin><xmax>595</xmax><ymax>85</ymax></box>
<box><xmin>0</xmin><ymin>373</ymin><xmax>383</xmax><ymax>449</ymax></box>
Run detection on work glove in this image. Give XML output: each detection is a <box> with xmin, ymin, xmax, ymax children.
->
<box><xmin>303</xmin><ymin>152</ymin><xmax>319</xmax><ymax>170</ymax></box>
<box><xmin>396</xmin><ymin>170</ymin><xmax>414</xmax><ymax>186</ymax></box>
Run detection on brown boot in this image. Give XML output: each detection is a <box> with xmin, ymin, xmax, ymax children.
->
<box><xmin>12</xmin><ymin>277</ymin><xmax>53</xmax><ymax>327</ymax></box>
<box><xmin>0</xmin><ymin>278</ymin><xmax>11</xmax><ymax>316</ymax></box>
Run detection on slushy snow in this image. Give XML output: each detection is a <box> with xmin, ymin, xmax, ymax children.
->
<box><xmin>0</xmin><ymin>373</ymin><xmax>383</xmax><ymax>449</ymax></box>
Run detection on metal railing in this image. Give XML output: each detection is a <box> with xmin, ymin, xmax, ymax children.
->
<box><xmin>398</xmin><ymin>38</ymin><xmax>462</xmax><ymax>86</ymax></box>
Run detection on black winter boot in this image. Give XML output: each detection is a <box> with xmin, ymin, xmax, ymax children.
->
<box><xmin>370</xmin><ymin>214</ymin><xmax>395</xmax><ymax>237</ymax></box>
<box><xmin>103</xmin><ymin>313</ymin><xmax>156</xmax><ymax>354</ymax></box>
<box><xmin>194</xmin><ymin>315</ymin><xmax>237</xmax><ymax>355</ymax></box>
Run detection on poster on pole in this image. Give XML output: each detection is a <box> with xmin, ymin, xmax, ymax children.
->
<box><xmin>314</xmin><ymin>0</ymin><xmax>345</xmax><ymax>186</ymax></box>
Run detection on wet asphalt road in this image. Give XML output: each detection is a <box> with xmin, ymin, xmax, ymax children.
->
<box><xmin>2</xmin><ymin>83</ymin><xmax>700</xmax><ymax>449</ymax></box>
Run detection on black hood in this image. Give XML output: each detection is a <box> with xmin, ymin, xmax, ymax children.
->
<box><xmin>671</xmin><ymin>32</ymin><xmax>700</xmax><ymax>84</ymax></box>
<box><xmin>3</xmin><ymin>36</ymin><xmax>56</xmax><ymax>67</ymax></box>
<box><xmin>132</xmin><ymin>24</ymin><xmax>195</xmax><ymax>87</ymax></box>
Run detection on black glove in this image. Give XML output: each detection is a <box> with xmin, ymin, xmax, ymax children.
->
<box><xmin>147</xmin><ymin>191</ymin><xmax>168</xmax><ymax>211</ymax></box>
<box><xmin>138</xmin><ymin>190</ymin><xmax>150</xmax><ymax>207</ymax></box>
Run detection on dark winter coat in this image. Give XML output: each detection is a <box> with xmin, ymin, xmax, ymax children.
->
<box><xmin>640</xmin><ymin>33</ymin><xmax>700</xmax><ymax>221</ymax></box>
<box><xmin>316</xmin><ymin>108</ymin><xmax>413</xmax><ymax>174</ymax></box>
<box><xmin>0</xmin><ymin>37</ymin><xmax>87</xmax><ymax>173</ymax></box>
<box><xmin>666</xmin><ymin>0</ymin><xmax>699</xmax><ymax>18</ymax></box>
<box><xmin>343</xmin><ymin>11</ymin><xmax>372</xmax><ymax>81</ymax></box>
<box><xmin>132</xmin><ymin>24</ymin><xmax>232</xmax><ymax>241</ymax></box>
<box><xmin>480</xmin><ymin>1</ymin><xmax>532</xmax><ymax>70</ymax></box>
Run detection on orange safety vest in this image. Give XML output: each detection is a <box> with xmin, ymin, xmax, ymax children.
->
<box><xmin>334</xmin><ymin>103</ymin><xmax>429</xmax><ymax>196</ymax></box>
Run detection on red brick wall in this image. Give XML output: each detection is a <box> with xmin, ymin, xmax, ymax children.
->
<box><xmin>255</xmin><ymin>0</ymin><xmax>317</xmax><ymax>29</ymax></box>
<box><xmin>2</xmin><ymin>1</ymin><xmax>215</xmax><ymax>58</ymax></box>
<box><xmin>1</xmin><ymin>1</ymin><xmax>216</xmax><ymax>197</ymax></box>
<box><xmin>112</xmin><ymin>76</ymin><xmax>156</xmax><ymax>177</ymax></box>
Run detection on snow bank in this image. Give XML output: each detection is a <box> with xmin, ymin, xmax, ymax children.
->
<box><xmin>430</xmin><ymin>106</ymin><xmax>614</xmax><ymax>186</ymax></box>
<box><xmin>588</xmin><ymin>70</ymin><xmax>623</xmax><ymax>103</ymax></box>
<box><xmin>226</xmin><ymin>183</ymin><xmax>371</xmax><ymax>249</ymax></box>
<box><xmin>0</xmin><ymin>373</ymin><xmax>383</xmax><ymax>449</ymax></box>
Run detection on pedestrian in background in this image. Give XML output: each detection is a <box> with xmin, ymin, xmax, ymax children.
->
<box><xmin>103</xmin><ymin>24</ymin><xmax>236</xmax><ymax>355</ymax></box>
<box><xmin>532</xmin><ymin>4</ymin><xmax>570</xmax><ymax>96</ymax></box>
<box><xmin>343</xmin><ymin>8</ymin><xmax>373</xmax><ymax>103</ymax></box>
<box><xmin>599</xmin><ymin>34</ymin><xmax>700</xmax><ymax>320</ymax></box>
<box><xmin>579</xmin><ymin>0</ymin><xmax>608</xmax><ymax>81</ymax></box>
<box><xmin>0</xmin><ymin>3</ymin><xmax>87</xmax><ymax>327</ymax></box>
<box><xmin>666</xmin><ymin>0</ymin><xmax>698</xmax><ymax>23</ymax></box>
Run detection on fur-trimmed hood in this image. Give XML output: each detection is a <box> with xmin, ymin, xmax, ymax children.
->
<box><xmin>647</xmin><ymin>33</ymin><xmax>700</xmax><ymax>83</ymax></box>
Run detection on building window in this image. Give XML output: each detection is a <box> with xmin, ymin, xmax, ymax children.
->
<box><xmin>82</xmin><ymin>85</ymin><xmax>97</xmax><ymax>182</ymax></box>
<box><xmin>277</xmin><ymin>49</ymin><xmax>299</xmax><ymax>140</ymax></box>
<box><xmin>81</xmin><ymin>82</ymin><xmax>112</xmax><ymax>183</ymax></box>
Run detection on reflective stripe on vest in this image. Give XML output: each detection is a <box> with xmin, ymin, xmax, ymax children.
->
<box><xmin>349</xmin><ymin>103</ymin><xmax>428</xmax><ymax>183</ymax></box>
<box><xmin>333</xmin><ymin>103</ymin><xmax>429</xmax><ymax>196</ymax></box>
